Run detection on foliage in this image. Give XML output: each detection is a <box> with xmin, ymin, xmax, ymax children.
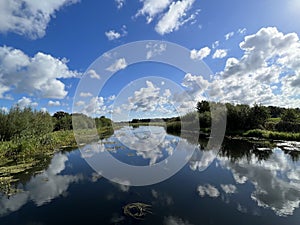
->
<box><xmin>0</xmin><ymin>106</ymin><xmax>53</xmax><ymax>141</ymax></box>
<box><xmin>95</xmin><ymin>116</ymin><xmax>112</xmax><ymax>128</ymax></box>
<box><xmin>53</xmin><ymin>111</ymin><xmax>72</xmax><ymax>131</ymax></box>
<box><xmin>243</xmin><ymin>129</ymin><xmax>300</xmax><ymax>141</ymax></box>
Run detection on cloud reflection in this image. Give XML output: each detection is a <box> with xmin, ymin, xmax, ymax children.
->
<box><xmin>218</xmin><ymin>148</ymin><xmax>300</xmax><ymax>216</ymax></box>
<box><xmin>0</xmin><ymin>153</ymin><xmax>82</xmax><ymax>216</ymax></box>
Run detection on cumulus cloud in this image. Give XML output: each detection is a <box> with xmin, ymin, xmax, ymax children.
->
<box><xmin>197</xmin><ymin>184</ymin><xmax>220</xmax><ymax>198</ymax></box>
<box><xmin>120</xmin><ymin>81</ymin><xmax>175</xmax><ymax>115</ymax></box>
<box><xmin>184</xmin><ymin>27</ymin><xmax>300</xmax><ymax>108</ymax></box>
<box><xmin>48</xmin><ymin>100</ymin><xmax>61</xmax><ymax>107</ymax></box>
<box><xmin>190</xmin><ymin>47</ymin><xmax>211</xmax><ymax>60</ymax></box>
<box><xmin>182</xmin><ymin>73</ymin><xmax>210</xmax><ymax>96</ymax></box>
<box><xmin>220</xmin><ymin>184</ymin><xmax>237</xmax><ymax>194</ymax></box>
<box><xmin>212</xmin><ymin>49</ymin><xmax>228</xmax><ymax>59</ymax></box>
<box><xmin>105</xmin><ymin>25</ymin><xmax>127</xmax><ymax>41</ymax></box>
<box><xmin>146</xmin><ymin>42</ymin><xmax>167</xmax><ymax>59</ymax></box>
<box><xmin>80</xmin><ymin>96</ymin><xmax>105</xmax><ymax>116</ymax></box>
<box><xmin>87</xmin><ymin>69</ymin><xmax>100</xmax><ymax>79</ymax></box>
<box><xmin>136</xmin><ymin>0</ymin><xmax>172</xmax><ymax>23</ymax></box>
<box><xmin>106</xmin><ymin>58</ymin><xmax>127</xmax><ymax>72</ymax></box>
<box><xmin>17</xmin><ymin>97</ymin><xmax>38</xmax><ymax>108</ymax></box>
<box><xmin>0</xmin><ymin>0</ymin><xmax>79</xmax><ymax>39</ymax></box>
<box><xmin>155</xmin><ymin>0</ymin><xmax>196</xmax><ymax>35</ymax></box>
<box><xmin>105</xmin><ymin>30</ymin><xmax>121</xmax><ymax>40</ymax></box>
<box><xmin>0</xmin><ymin>46</ymin><xmax>79</xmax><ymax>99</ymax></box>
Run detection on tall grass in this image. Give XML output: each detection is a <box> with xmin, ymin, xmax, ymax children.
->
<box><xmin>243</xmin><ymin>129</ymin><xmax>300</xmax><ymax>141</ymax></box>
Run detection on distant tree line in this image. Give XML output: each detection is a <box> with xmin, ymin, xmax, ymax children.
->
<box><xmin>196</xmin><ymin>100</ymin><xmax>300</xmax><ymax>133</ymax></box>
<box><xmin>165</xmin><ymin>101</ymin><xmax>300</xmax><ymax>137</ymax></box>
<box><xmin>0</xmin><ymin>106</ymin><xmax>112</xmax><ymax>142</ymax></box>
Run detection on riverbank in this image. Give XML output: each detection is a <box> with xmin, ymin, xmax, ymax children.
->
<box><xmin>0</xmin><ymin>126</ymin><xmax>114</xmax><ymax>196</ymax></box>
<box><xmin>165</xmin><ymin>121</ymin><xmax>300</xmax><ymax>141</ymax></box>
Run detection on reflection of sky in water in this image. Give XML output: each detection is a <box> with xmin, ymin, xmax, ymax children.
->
<box><xmin>99</xmin><ymin>126</ymin><xmax>181</xmax><ymax>166</ymax></box>
<box><xmin>219</xmin><ymin>148</ymin><xmax>300</xmax><ymax>216</ymax></box>
<box><xmin>0</xmin><ymin>153</ymin><xmax>82</xmax><ymax>216</ymax></box>
<box><xmin>1</xmin><ymin>134</ymin><xmax>300</xmax><ymax>224</ymax></box>
<box><xmin>190</xmin><ymin>146</ymin><xmax>300</xmax><ymax>217</ymax></box>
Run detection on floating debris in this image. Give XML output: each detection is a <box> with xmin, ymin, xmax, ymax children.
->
<box><xmin>256</xmin><ymin>147</ymin><xmax>272</xmax><ymax>151</ymax></box>
<box><xmin>123</xmin><ymin>202</ymin><xmax>152</xmax><ymax>220</ymax></box>
<box><xmin>277</xmin><ymin>141</ymin><xmax>300</xmax><ymax>152</ymax></box>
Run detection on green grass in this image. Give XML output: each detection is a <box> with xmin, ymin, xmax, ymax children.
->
<box><xmin>267</xmin><ymin>117</ymin><xmax>281</xmax><ymax>123</ymax></box>
<box><xmin>243</xmin><ymin>129</ymin><xmax>300</xmax><ymax>141</ymax></box>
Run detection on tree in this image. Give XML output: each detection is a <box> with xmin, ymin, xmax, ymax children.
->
<box><xmin>281</xmin><ymin>108</ymin><xmax>298</xmax><ymax>123</ymax></box>
<box><xmin>248</xmin><ymin>104</ymin><xmax>270</xmax><ymax>129</ymax></box>
<box><xmin>196</xmin><ymin>101</ymin><xmax>210</xmax><ymax>113</ymax></box>
<box><xmin>53</xmin><ymin>111</ymin><xmax>72</xmax><ymax>131</ymax></box>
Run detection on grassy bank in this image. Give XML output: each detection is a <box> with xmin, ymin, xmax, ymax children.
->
<box><xmin>166</xmin><ymin>121</ymin><xmax>300</xmax><ymax>141</ymax></box>
<box><xmin>243</xmin><ymin>129</ymin><xmax>300</xmax><ymax>141</ymax></box>
<box><xmin>0</xmin><ymin>127</ymin><xmax>114</xmax><ymax>196</ymax></box>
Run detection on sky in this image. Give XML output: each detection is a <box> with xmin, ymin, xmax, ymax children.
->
<box><xmin>0</xmin><ymin>0</ymin><xmax>300</xmax><ymax>120</ymax></box>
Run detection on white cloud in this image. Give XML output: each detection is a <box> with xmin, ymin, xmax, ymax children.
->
<box><xmin>40</xmin><ymin>107</ymin><xmax>48</xmax><ymax>113</ymax></box>
<box><xmin>17</xmin><ymin>97</ymin><xmax>38</xmax><ymax>108</ymax></box>
<box><xmin>214</xmin><ymin>27</ymin><xmax>300</xmax><ymax>107</ymax></box>
<box><xmin>197</xmin><ymin>184</ymin><xmax>220</xmax><ymax>198</ymax></box>
<box><xmin>212</xmin><ymin>40</ymin><xmax>220</xmax><ymax>49</ymax></box>
<box><xmin>182</xmin><ymin>73</ymin><xmax>210</xmax><ymax>96</ymax></box>
<box><xmin>75</xmin><ymin>100</ymin><xmax>85</xmax><ymax>107</ymax></box>
<box><xmin>80</xmin><ymin>92</ymin><xmax>92</xmax><ymax>97</ymax></box>
<box><xmin>87</xmin><ymin>69</ymin><xmax>101</xmax><ymax>79</ymax></box>
<box><xmin>105</xmin><ymin>30</ymin><xmax>121</xmax><ymax>40</ymax></box>
<box><xmin>190</xmin><ymin>46</ymin><xmax>211</xmax><ymax>60</ymax></box>
<box><xmin>155</xmin><ymin>0</ymin><xmax>195</xmax><ymax>35</ymax></box>
<box><xmin>221</xmin><ymin>184</ymin><xmax>237</xmax><ymax>194</ymax></box>
<box><xmin>212</xmin><ymin>49</ymin><xmax>228</xmax><ymax>59</ymax></box>
<box><xmin>105</xmin><ymin>25</ymin><xmax>127</xmax><ymax>41</ymax></box>
<box><xmin>1</xmin><ymin>106</ymin><xmax>8</xmax><ymax>113</ymax></box>
<box><xmin>78</xmin><ymin>96</ymin><xmax>107</xmax><ymax>116</ymax></box>
<box><xmin>136</xmin><ymin>0</ymin><xmax>172</xmax><ymax>23</ymax></box>
<box><xmin>146</xmin><ymin>43</ymin><xmax>167</xmax><ymax>59</ymax></box>
<box><xmin>225</xmin><ymin>31</ymin><xmax>234</xmax><ymax>40</ymax></box>
<box><xmin>48</xmin><ymin>100</ymin><xmax>61</xmax><ymax>107</ymax></box>
<box><xmin>0</xmin><ymin>0</ymin><xmax>79</xmax><ymax>39</ymax></box>
<box><xmin>0</xmin><ymin>46</ymin><xmax>79</xmax><ymax>99</ymax></box>
<box><xmin>115</xmin><ymin>0</ymin><xmax>125</xmax><ymax>9</ymax></box>
<box><xmin>107</xmin><ymin>95</ymin><xmax>116</xmax><ymax>102</ymax></box>
<box><xmin>237</xmin><ymin>28</ymin><xmax>247</xmax><ymax>35</ymax></box>
<box><xmin>106</xmin><ymin>58</ymin><xmax>127</xmax><ymax>72</ymax></box>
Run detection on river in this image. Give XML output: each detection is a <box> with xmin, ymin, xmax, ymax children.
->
<box><xmin>1</xmin><ymin>126</ymin><xmax>300</xmax><ymax>225</ymax></box>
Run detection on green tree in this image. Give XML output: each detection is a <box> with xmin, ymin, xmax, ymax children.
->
<box><xmin>248</xmin><ymin>104</ymin><xmax>270</xmax><ymax>129</ymax></box>
<box><xmin>53</xmin><ymin>111</ymin><xmax>72</xmax><ymax>131</ymax></box>
<box><xmin>281</xmin><ymin>108</ymin><xmax>298</xmax><ymax>123</ymax></box>
<box><xmin>196</xmin><ymin>101</ymin><xmax>210</xmax><ymax>113</ymax></box>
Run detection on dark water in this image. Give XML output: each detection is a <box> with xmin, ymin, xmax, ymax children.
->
<box><xmin>1</xmin><ymin>126</ymin><xmax>300</xmax><ymax>225</ymax></box>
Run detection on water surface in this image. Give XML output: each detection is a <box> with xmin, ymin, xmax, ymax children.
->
<box><xmin>1</xmin><ymin>126</ymin><xmax>300</xmax><ymax>225</ymax></box>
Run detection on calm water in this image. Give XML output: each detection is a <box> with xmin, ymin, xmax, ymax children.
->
<box><xmin>1</xmin><ymin>126</ymin><xmax>300</xmax><ymax>225</ymax></box>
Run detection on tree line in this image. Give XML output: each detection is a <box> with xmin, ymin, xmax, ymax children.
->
<box><xmin>196</xmin><ymin>100</ymin><xmax>300</xmax><ymax>133</ymax></box>
<box><xmin>0</xmin><ymin>106</ymin><xmax>112</xmax><ymax>142</ymax></box>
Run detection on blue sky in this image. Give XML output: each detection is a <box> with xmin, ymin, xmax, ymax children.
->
<box><xmin>0</xmin><ymin>0</ymin><xmax>300</xmax><ymax>119</ymax></box>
